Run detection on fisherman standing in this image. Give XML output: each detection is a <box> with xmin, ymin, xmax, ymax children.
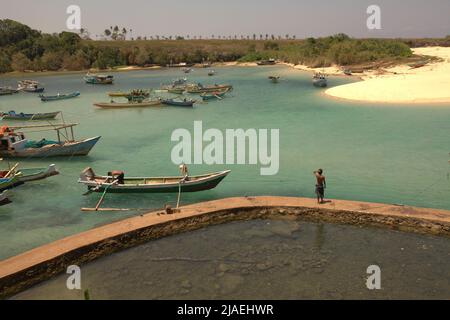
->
<box><xmin>313</xmin><ymin>169</ymin><xmax>326</xmax><ymax>204</ymax></box>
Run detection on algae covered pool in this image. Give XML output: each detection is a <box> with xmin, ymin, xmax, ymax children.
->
<box><xmin>13</xmin><ymin>219</ymin><xmax>450</xmax><ymax>300</ymax></box>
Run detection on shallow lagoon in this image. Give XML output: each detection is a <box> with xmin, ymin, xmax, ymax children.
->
<box><xmin>1</xmin><ymin>66</ymin><xmax>450</xmax><ymax>259</ymax></box>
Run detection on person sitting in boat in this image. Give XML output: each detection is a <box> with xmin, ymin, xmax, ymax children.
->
<box><xmin>109</xmin><ymin>170</ymin><xmax>125</xmax><ymax>184</ymax></box>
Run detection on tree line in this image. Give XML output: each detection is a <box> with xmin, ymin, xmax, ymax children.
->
<box><xmin>0</xmin><ymin>19</ymin><xmax>434</xmax><ymax>74</ymax></box>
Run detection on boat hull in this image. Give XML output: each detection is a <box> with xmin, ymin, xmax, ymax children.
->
<box><xmin>17</xmin><ymin>165</ymin><xmax>59</xmax><ymax>182</ymax></box>
<box><xmin>0</xmin><ymin>136</ymin><xmax>101</xmax><ymax>158</ymax></box>
<box><xmin>0</xmin><ymin>191</ymin><xmax>11</xmax><ymax>206</ymax></box>
<box><xmin>40</xmin><ymin>92</ymin><xmax>80</xmax><ymax>102</ymax></box>
<box><xmin>0</xmin><ymin>111</ymin><xmax>60</xmax><ymax>120</ymax></box>
<box><xmin>79</xmin><ymin>170</ymin><xmax>230</xmax><ymax>193</ymax></box>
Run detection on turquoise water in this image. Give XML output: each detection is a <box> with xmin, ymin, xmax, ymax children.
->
<box><xmin>13</xmin><ymin>219</ymin><xmax>450</xmax><ymax>300</ymax></box>
<box><xmin>0</xmin><ymin>66</ymin><xmax>450</xmax><ymax>259</ymax></box>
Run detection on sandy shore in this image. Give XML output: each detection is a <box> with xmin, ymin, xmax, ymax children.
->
<box><xmin>325</xmin><ymin>47</ymin><xmax>450</xmax><ymax>104</ymax></box>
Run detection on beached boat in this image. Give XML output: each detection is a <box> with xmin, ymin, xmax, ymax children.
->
<box><xmin>343</xmin><ymin>69</ymin><xmax>352</xmax><ymax>76</ymax></box>
<box><xmin>0</xmin><ymin>124</ymin><xmax>100</xmax><ymax>158</ymax></box>
<box><xmin>268</xmin><ymin>76</ymin><xmax>280</xmax><ymax>83</ymax></box>
<box><xmin>313</xmin><ymin>73</ymin><xmax>327</xmax><ymax>87</ymax></box>
<box><xmin>0</xmin><ymin>191</ymin><xmax>11</xmax><ymax>206</ymax></box>
<box><xmin>185</xmin><ymin>84</ymin><xmax>233</xmax><ymax>94</ymax></box>
<box><xmin>166</xmin><ymin>62</ymin><xmax>194</xmax><ymax>68</ymax></box>
<box><xmin>40</xmin><ymin>91</ymin><xmax>80</xmax><ymax>102</ymax></box>
<box><xmin>79</xmin><ymin>167</ymin><xmax>231</xmax><ymax>193</ymax></box>
<box><xmin>200</xmin><ymin>90</ymin><xmax>228</xmax><ymax>101</ymax></box>
<box><xmin>84</xmin><ymin>73</ymin><xmax>114</xmax><ymax>84</ymax></box>
<box><xmin>161</xmin><ymin>98</ymin><xmax>196</xmax><ymax>107</ymax></box>
<box><xmin>0</xmin><ymin>111</ymin><xmax>60</xmax><ymax>121</ymax></box>
<box><xmin>18</xmin><ymin>80</ymin><xmax>45</xmax><ymax>93</ymax></box>
<box><xmin>94</xmin><ymin>98</ymin><xmax>162</xmax><ymax>109</ymax></box>
<box><xmin>0</xmin><ymin>87</ymin><xmax>19</xmax><ymax>96</ymax></box>
<box><xmin>257</xmin><ymin>59</ymin><xmax>276</xmax><ymax>66</ymax></box>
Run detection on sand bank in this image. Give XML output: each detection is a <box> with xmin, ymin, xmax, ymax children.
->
<box><xmin>325</xmin><ymin>47</ymin><xmax>450</xmax><ymax>104</ymax></box>
<box><xmin>1</xmin><ymin>196</ymin><xmax>449</xmax><ymax>298</ymax></box>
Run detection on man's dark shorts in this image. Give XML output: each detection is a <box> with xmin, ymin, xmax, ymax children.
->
<box><xmin>315</xmin><ymin>185</ymin><xmax>324</xmax><ymax>198</ymax></box>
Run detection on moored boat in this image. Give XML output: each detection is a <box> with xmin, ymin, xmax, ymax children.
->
<box><xmin>40</xmin><ymin>91</ymin><xmax>80</xmax><ymax>102</ymax></box>
<box><xmin>185</xmin><ymin>83</ymin><xmax>233</xmax><ymax>94</ymax></box>
<box><xmin>84</xmin><ymin>73</ymin><xmax>114</xmax><ymax>84</ymax></box>
<box><xmin>200</xmin><ymin>89</ymin><xmax>229</xmax><ymax>101</ymax></box>
<box><xmin>208</xmin><ymin>70</ymin><xmax>216</xmax><ymax>76</ymax></box>
<box><xmin>161</xmin><ymin>98</ymin><xmax>196</xmax><ymax>107</ymax></box>
<box><xmin>313</xmin><ymin>73</ymin><xmax>328</xmax><ymax>87</ymax></box>
<box><xmin>0</xmin><ymin>111</ymin><xmax>60</xmax><ymax>121</ymax></box>
<box><xmin>18</xmin><ymin>80</ymin><xmax>45</xmax><ymax>93</ymax></box>
<box><xmin>0</xmin><ymin>125</ymin><xmax>100</xmax><ymax>158</ymax></box>
<box><xmin>94</xmin><ymin>98</ymin><xmax>162</xmax><ymax>109</ymax></box>
<box><xmin>108</xmin><ymin>89</ymin><xmax>150</xmax><ymax>98</ymax></box>
<box><xmin>268</xmin><ymin>76</ymin><xmax>280</xmax><ymax>83</ymax></box>
<box><xmin>79</xmin><ymin>167</ymin><xmax>231</xmax><ymax>193</ymax></box>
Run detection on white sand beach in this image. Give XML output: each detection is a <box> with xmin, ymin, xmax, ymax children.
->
<box><xmin>325</xmin><ymin>47</ymin><xmax>450</xmax><ymax>104</ymax></box>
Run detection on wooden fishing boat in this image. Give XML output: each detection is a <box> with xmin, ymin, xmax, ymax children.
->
<box><xmin>84</xmin><ymin>73</ymin><xmax>114</xmax><ymax>84</ymax></box>
<box><xmin>268</xmin><ymin>76</ymin><xmax>280</xmax><ymax>83</ymax></box>
<box><xmin>313</xmin><ymin>73</ymin><xmax>327</xmax><ymax>87</ymax></box>
<box><xmin>161</xmin><ymin>98</ymin><xmax>196</xmax><ymax>107</ymax></box>
<box><xmin>0</xmin><ymin>111</ymin><xmax>60</xmax><ymax>120</ymax></box>
<box><xmin>40</xmin><ymin>91</ymin><xmax>80</xmax><ymax>102</ymax></box>
<box><xmin>167</xmin><ymin>87</ymin><xmax>185</xmax><ymax>94</ymax></box>
<box><xmin>200</xmin><ymin>90</ymin><xmax>228</xmax><ymax>101</ymax></box>
<box><xmin>0</xmin><ymin>124</ymin><xmax>100</xmax><ymax>158</ymax></box>
<box><xmin>0</xmin><ymin>191</ymin><xmax>11</xmax><ymax>206</ymax></box>
<box><xmin>108</xmin><ymin>89</ymin><xmax>150</xmax><ymax>98</ymax></box>
<box><xmin>18</xmin><ymin>80</ymin><xmax>45</xmax><ymax>93</ymax></box>
<box><xmin>79</xmin><ymin>167</ymin><xmax>231</xmax><ymax>193</ymax></box>
<box><xmin>186</xmin><ymin>84</ymin><xmax>233</xmax><ymax>94</ymax></box>
<box><xmin>94</xmin><ymin>99</ymin><xmax>162</xmax><ymax>109</ymax></box>
<box><xmin>0</xmin><ymin>87</ymin><xmax>19</xmax><ymax>96</ymax></box>
<box><xmin>0</xmin><ymin>163</ymin><xmax>59</xmax><ymax>183</ymax></box>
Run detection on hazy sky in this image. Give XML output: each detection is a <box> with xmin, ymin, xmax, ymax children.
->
<box><xmin>2</xmin><ymin>0</ymin><xmax>450</xmax><ymax>39</ymax></box>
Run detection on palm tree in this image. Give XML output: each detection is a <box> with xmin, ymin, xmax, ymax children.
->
<box><xmin>285</xmin><ymin>34</ymin><xmax>289</xmax><ymax>40</ymax></box>
<box><xmin>259</xmin><ymin>34</ymin><xmax>263</xmax><ymax>40</ymax></box>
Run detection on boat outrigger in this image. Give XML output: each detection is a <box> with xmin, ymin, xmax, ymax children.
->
<box><xmin>0</xmin><ymin>124</ymin><xmax>100</xmax><ymax>158</ymax></box>
<box><xmin>40</xmin><ymin>91</ymin><xmax>80</xmax><ymax>102</ymax></box>
<box><xmin>79</xmin><ymin>167</ymin><xmax>231</xmax><ymax>193</ymax></box>
<box><xmin>84</xmin><ymin>73</ymin><xmax>114</xmax><ymax>84</ymax></box>
<box><xmin>0</xmin><ymin>111</ymin><xmax>60</xmax><ymax>121</ymax></box>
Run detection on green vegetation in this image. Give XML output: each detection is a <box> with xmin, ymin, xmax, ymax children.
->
<box><xmin>1</xmin><ymin>19</ymin><xmax>445</xmax><ymax>74</ymax></box>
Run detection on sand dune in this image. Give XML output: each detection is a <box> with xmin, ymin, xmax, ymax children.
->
<box><xmin>325</xmin><ymin>47</ymin><xmax>450</xmax><ymax>104</ymax></box>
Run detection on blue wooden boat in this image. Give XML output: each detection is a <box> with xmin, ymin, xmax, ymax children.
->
<box><xmin>161</xmin><ymin>98</ymin><xmax>196</xmax><ymax>107</ymax></box>
<box><xmin>0</xmin><ymin>111</ymin><xmax>60</xmax><ymax>120</ymax></box>
<box><xmin>40</xmin><ymin>91</ymin><xmax>80</xmax><ymax>102</ymax></box>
